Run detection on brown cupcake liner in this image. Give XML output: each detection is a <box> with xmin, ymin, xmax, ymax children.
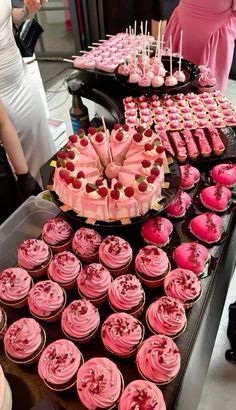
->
<box><xmin>145</xmin><ymin>310</ymin><xmax>187</xmax><ymax>340</ymax></box>
<box><xmin>0</xmin><ymin>308</ymin><xmax>7</xmax><ymax>340</ymax></box>
<box><xmin>183</xmin><ymin>289</ymin><xmax>202</xmax><ymax>309</ymax></box>
<box><xmin>0</xmin><ymin>278</ymin><xmax>34</xmax><ymax>309</ymax></box>
<box><xmin>99</xmin><ymin>258</ymin><xmax>132</xmax><ymax>277</ymax></box>
<box><xmin>61</xmin><ymin>320</ymin><xmax>100</xmax><ymax>344</ymax></box>
<box><xmin>198</xmin><ymin>85</ymin><xmax>216</xmax><ymax>94</ymax></box>
<box><xmin>78</xmin><ymin>287</ymin><xmax>108</xmax><ymax>306</ymax></box>
<box><xmin>30</xmin><ymin>289</ymin><xmax>67</xmax><ymax>323</ymax></box>
<box><xmin>108</xmin><ymin>293</ymin><xmax>146</xmax><ymax>319</ymax></box>
<box><xmin>19</xmin><ymin>250</ymin><xmax>53</xmax><ymax>278</ymax></box>
<box><xmin>43</xmin><ymin>234</ymin><xmax>73</xmax><ymax>254</ymax></box>
<box><xmin>135</xmin><ymin>262</ymin><xmax>171</xmax><ymax>288</ymax></box>
<box><xmin>136</xmin><ymin>360</ymin><xmax>178</xmax><ymax>386</ymax></box>
<box><xmin>73</xmin><ymin>250</ymin><xmax>99</xmax><ymax>264</ymax></box>
<box><xmin>43</xmin><ymin>353</ymin><xmax>84</xmax><ymax>392</ymax></box>
<box><xmin>5</xmin><ymin>326</ymin><xmax>46</xmax><ymax>365</ymax></box>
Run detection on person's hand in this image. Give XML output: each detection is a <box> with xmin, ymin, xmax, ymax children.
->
<box><xmin>23</xmin><ymin>0</ymin><xmax>48</xmax><ymax>15</ymax></box>
<box><xmin>17</xmin><ymin>171</ymin><xmax>42</xmax><ymax>201</ymax></box>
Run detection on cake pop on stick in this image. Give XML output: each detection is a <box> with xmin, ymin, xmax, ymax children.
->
<box><xmin>165</xmin><ymin>35</ymin><xmax>177</xmax><ymax>86</ymax></box>
<box><xmin>174</xmin><ymin>30</ymin><xmax>186</xmax><ymax>83</ymax></box>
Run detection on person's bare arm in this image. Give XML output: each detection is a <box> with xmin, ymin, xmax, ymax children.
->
<box><xmin>12</xmin><ymin>0</ymin><xmax>48</xmax><ymax>28</ymax></box>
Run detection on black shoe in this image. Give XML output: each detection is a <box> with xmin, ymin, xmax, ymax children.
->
<box><xmin>225</xmin><ymin>349</ymin><xmax>236</xmax><ymax>363</ymax></box>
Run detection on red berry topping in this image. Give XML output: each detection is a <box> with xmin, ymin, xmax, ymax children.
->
<box><xmin>56</xmin><ymin>160</ymin><xmax>61</xmax><ymax>168</ymax></box>
<box><xmin>155</xmin><ymin>158</ymin><xmax>163</xmax><ymax>166</ymax></box>
<box><xmin>59</xmin><ymin>169</ymin><xmax>69</xmax><ymax>179</ymax></box>
<box><xmin>110</xmin><ymin>190</ymin><xmax>120</xmax><ymax>200</ymax></box>
<box><xmin>66</xmin><ymin>142</ymin><xmax>73</xmax><ymax>149</ymax></box>
<box><xmin>115</xmin><ymin>132</ymin><xmax>123</xmax><ymax>142</ymax></box>
<box><xmin>114</xmin><ymin>182</ymin><xmax>123</xmax><ymax>190</ymax></box>
<box><xmin>145</xmin><ymin>143</ymin><xmax>153</xmax><ymax>151</ymax></box>
<box><xmin>138</xmin><ymin>182</ymin><xmax>148</xmax><ymax>192</ymax></box>
<box><xmin>124</xmin><ymin>186</ymin><xmax>134</xmax><ymax>197</ymax></box>
<box><xmin>136</xmin><ymin>125</ymin><xmax>145</xmax><ymax>134</ymax></box>
<box><xmin>67</xmin><ymin>150</ymin><xmax>75</xmax><ymax>159</ymax></box>
<box><xmin>77</xmin><ymin>171</ymin><xmax>85</xmax><ymax>179</ymax></box>
<box><xmin>65</xmin><ymin>175</ymin><xmax>74</xmax><ymax>185</ymax></box>
<box><xmin>98</xmin><ymin>187</ymin><xmax>108</xmax><ymax>197</ymax></box>
<box><xmin>86</xmin><ymin>184</ymin><xmax>96</xmax><ymax>193</ymax></box>
<box><xmin>156</xmin><ymin>146</ymin><xmax>165</xmax><ymax>154</ymax></box>
<box><xmin>57</xmin><ymin>150</ymin><xmax>66</xmax><ymax>159</ymax></box>
<box><xmin>123</xmin><ymin>124</ymin><xmax>129</xmax><ymax>132</ymax></box>
<box><xmin>80</xmin><ymin>138</ymin><xmax>88</xmax><ymax>147</ymax></box>
<box><xmin>151</xmin><ymin>167</ymin><xmax>160</xmax><ymax>177</ymax></box>
<box><xmin>147</xmin><ymin>174</ymin><xmax>156</xmax><ymax>183</ymax></box>
<box><xmin>72</xmin><ymin>179</ymin><xmax>82</xmax><ymax>189</ymax></box>
<box><xmin>135</xmin><ymin>174</ymin><xmax>142</xmax><ymax>181</ymax></box>
<box><xmin>144</xmin><ymin>129</ymin><xmax>153</xmax><ymax>137</ymax></box>
<box><xmin>69</xmin><ymin>134</ymin><xmax>77</xmax><ymax>143</ymax></box>
<box><xmin>95</xmin><ymin>179</ymin><xmax>103</xmax><ymax>187</ymax></box>
<box><xmin>77</xmin><ymin>128</ymin><xmax>85</xmax><ymax>136</ymax></box>
<box><xmin>133</xmin><ymin>133</ymin><xmax>143</xmax><ymax>143</ymax></box>
<box><xmin>95</xmin><ymin>132</ymin><xmax>104</xmax><ymax>143</ymax></box>
<box><xmin>88</xmin><ymin>127</ymin><xmax>96</xmax><ymax>135</ymax></box>
<box><xmin>142</xmin><ymin>159</ymin><xmax>151</xmax><ymax>168</ymax></box>
<box><xmin>114</xmin><ymin>123</ymin><xmax>121</xmax><ymax>130</ymax></box>
<box><xmin>66</xmin><ymin>162</ymin><xmax>75</xmax><ymax>172</ymax></box>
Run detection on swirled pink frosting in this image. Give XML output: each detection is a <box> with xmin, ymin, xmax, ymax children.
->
<box><xmin>146</xmin><ymin>296</ymin><xmax>186</xmax><ymax>336</ymax></box>
<box><xmin>136</xmin><ymin>335</ymin><xmax>181</xmax><ymax>383</ymax></box>
<box><xmin>72</xmin><ymin>228</ymin><xmax>102</xmax><ymax>257</ymax></box>
<box><xmin>48</xmin><ymin>251</ymin><xmax>81</xmax><ymax>284</ymax></box>
<box><xmin>76</xmin><ymin>357</ymin><xmax>122</xmax><ymax>410</ymax></box>
<box><xmin>173</xmin><ymin>242</ymin><xmax>209</xmax><ymax>276</ymax></box>
<box><xmin>38</xmin><ymin>339</ymin><xmax>82</xmax><ymax>385</ymax></box>
<box><xmin>135</xmin><ymin>246</ymin><xmax>169</xmax><ymax>279</ymax></box>
<box><xmin>0</xmin><ymin>267</ymin><xmax>31</xmax><ymax>302</ymax></box>
<box><xmin>42</xmin><ymin>217</ymin><xmax>72</xmax><ymax>245</ymax></box>
<box><xmin>118</xmin><ymin>379</ymin><xmax>166</xmax><ymax>410</ymax></box>
<box><xmin>77</xmin><ymin>263</ymin><xmax>112</xmax><ymax>299</ymax></box>
<box><xmin>108</xmin><ymin>274</ymin><xmax>144</xmax><ymax>312</ymax></box>
<box><xmin>28</xmin><ymin>280</ymin><xmax>64</xmax><ymax>317</ymax></box>
<box><xmin>164</xmin><ymin>269</ymin><xmax>201</xmax><ymax>304</ymax></box>
<box><xmin>101</xmin><ymin>313</ymin><xmax>143</xmax><ymax>355</ymax></box>
<box><xmin>17</xmin><ymin>239</ymin><xmax>50</xmax><ymax>270</ymax></box>
<box><xmin>99</xmin><ymin>235</ymin><xmax>132</xmax><ymax>269</ymax></box>
<box><xmin>4</xmin><ymin>318</ymin><xmax>43</xmax><ymax>359</ymax></box>
<box><xmin>61</xmin><ymin>299</ymin><xmax>100</xmax><ymax>339</ymax></box>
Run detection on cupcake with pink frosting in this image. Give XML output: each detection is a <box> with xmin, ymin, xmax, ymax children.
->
<box><xmin>28</xmin><ymin>280</ymin><xmax>66</xmax><ymax>322</ymax></box>
<box><xmin>42</xmin><ymin>217</ymin><xmax>73</xmax><ymax>253</ymax></box>
<box><xmin>76</xmin><ymin>357</ymin><xmax>124</xmax><ymax>410</ymax></box>
<box><xmin>47</xmin><ymin>251</ymin><xmax>82</xmax><ymax>290</ymax></box>
<box><xmin>77</xmin><ymin>263</ymin><xmax>112</xmax><ymax>305</ymax></box>
<box><xmin>0</xmin><ymin>308</ymin><xmax>7</xmax><ymax>340</ymax></box>
<box><xmin>198</xmin><ymin>66</ymin><xmax>216</xmax><ymax>94</ymax></box>
<box><xmin>136</xmin><ymin>334</ymin><xmax>181</xmax><ymax>385</ymax></box>
<box><xmin>146</xmin><ymin>296</ymin><xmax>187</xmax><ymax>338</ymax></box>
<box><xmin>101</xmin><ymin>312</ymin><xmax>145</xmax><ymax>358</ymax></box>
<box><xmin>135</xmin><ymin>245</ymin><xmax>170</xmax><ymax>288</ymax></box>
<box><xmin>108</xmin><ymin>274</ymin><xmax>145</xmax><ymax>318</ymax></box>
<box><xmin>141</xmin><ymin>216</ymin><xmax>173</xmax><ymax>248</ymax></box>
<box><xmin>99</xmin><ymin>235</ymin><xmax>133</xmax><ymax>276</ymax></box>
<box><xmin>4</xmin><ymin>317</ymin><xmax>46</xmax><ymax>364</ymax></box>
<box><xmin>0</xmin><ymin>267</ymin><xmax>33</xmax><ymax>308</ymax></box>
<box><xmin>173</xmin><ymin>242</ymin><xmax>210</xmax><ymax>276</ymax></box>
<box><xmin>118</xmin><ymin>380</ymin><xmax>166</xmax><ymax>410</ymax></box>
<box><xmin>164</xmin><ymin>268</ymin><xmax>202</xmax><ymax>308</ymax></box>
<box><xmin>38</xmin><ymin>339</ymin><xmax>83</xmax><ymax>391</ymax></box>
<box><xmin>17</xmin><ymin>239</ymin><xmax>52</xmax><ymax>278</ymax></box>
<box><xmin>72</xmin><ymin>227</ymin><xmax>102</xmax><ymax>263</ymax></box>
<box><xmin>61</xmin><ymin>299</ymin><xmax>100</xmax><ymax>343</ymax></box>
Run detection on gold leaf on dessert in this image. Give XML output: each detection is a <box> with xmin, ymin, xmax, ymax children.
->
<box><xmin>162</xmin><ymin>182</ymin><xmax>170</xmax><ymax>188</ymax></box>
<box><xmin>60</xmin><ymin>205</ymin><xmax>71</xmax><ymax>212</ymax></box>
<box><xmin>86</xmin><ymin>218</ymin><xmax>96</xmax><ymax>224</ymax></box>
<box><xmin>47</xmin><ymin>184</ymin><xmax>53</xmax><ymax>191</ymax></box>
<box><xmin>120</xmin><ymin>218</ymin><xmax>131</xmax><ymax>225</ymax></box>
<box><xmin>50</xmin><ymin>160</ymin><xmax>57</xmax><ymax>167</ymax></box>
<box><xmin>167</xmin><ymin>157</ymin><xmax>174</xmax><ymax>164</ymax></box>
<box><xmin>151</xmin><ymin>202</ymin><xmax>163</xmax><ymax>211</ymax></box>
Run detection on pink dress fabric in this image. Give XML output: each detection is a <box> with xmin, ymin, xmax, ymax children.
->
<box><xmin>164</xmin><ymin>0</ymin><xmax>236</xmax><ymax>91</ymax></box>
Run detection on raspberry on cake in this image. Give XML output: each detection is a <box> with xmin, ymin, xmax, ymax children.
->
<box><xmin>118</xmin><ymin>380</ymin><xmax>166</xmax><ymax>410</ymax></box>
<box><xmin>77</xmin><ymin>263</ymin><xmax>112</xmax><ymax>305</ymax></box>
<box><xmin>173</xmin><ymin>242</ymin><xmax>210</xmax><ymax>276</ymax></box>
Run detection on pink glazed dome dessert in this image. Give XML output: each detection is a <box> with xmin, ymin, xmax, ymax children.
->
<box><xmin>0</xmin><ymin>267</ymin><xmax>33</xmax><ymax>308</ymax></box>
<box><xmin>101</xmin><ymin>312</ymin><xmax>144</xmax><ymax>358</ymax></box>
<box><xmin>180</xmin><ymin>164</ymin><xmax>200</xmax><ymax>190</ymax></box>
<box><xmin>146</xmin><ymin>296</ymin><xmax>187</xmax><ymax>338</ymax></box>
<box><xmin>141</xmin><ymin>216</ymin><xmax>173</xmax><ymax>247</ymax></box>
<box><xmin>210</xmin><ymin>163</ymin><xmax>236</xmax><ymax>187</ymax></box>
<box><xmin>47</xmin><ymin>251</ymin><xmax>82</xmax><ymax>290</ymax></box>
<box><xmin>173</xmin><ymin>242</ymin><xmax>210</xmax><ymax>276</ymax></box>
<box><xmin>4</xmin><ymin>317</ymin><xmax>46</xmax><ymax>364</ymax></box>
<box><xmin>72</xmin><ymin>227</ymin><xmax>102</xmax><ymax>263</ymax></box>
<box><xmin>76</xmin><ymin>357</ymin><xmax>124</xmax><ymax>410</ymax></box>
<box><xmin>17</xmin><ymin>239</ymin><xmax>52</xmax><ymax>278</ymax></box>
<box><xmin>200</xmin><ymin>185</ymin><xmax>231</xmax><ymax>212</ymax></box>
<box><xmin>135</xmin><ymin>245</ymin><xmax>170</xmax><ymax>287</ymax></box>
<box><xmin>77</xmin><ymin>263</ymin><xmax>112</xmax><ymax>305</ymax></box>
<box><xmin>28</xmin><ymin>280</ymin><xmax>66</xmax><ymax>322</ymax></box>
<box><xmin>99</xmin><ymin>235</ymin><xmax>133</xmax><ymax>276</ymax></box>
<box><xmin>0</xmin><ymin>308</ymin><xmax>7</xmax><ymax>340</ymax></box>
<box><xmin>38</xmin><ymin>339</ymin><xmax>83</xmax><ymax>391</ymax></box>
<box><xmin>165</xmin><ymin>190</ymin><xmax>191</xmax><ymax>218</ymax></box>
<box><xmin>108</xmin><ymin>274</ymin><xmax>145</xmax><ymax>318</ymax></box>
<box><xmin>61</xmin><ymin>299</ymin><xmax>100</xmax><ymax>343</ymax></box>
<box><xmin>118</xmin><ymin>379</ymin><xmax>166</xmax><ymax>410</ymax></box>
<box><xmin>164</xmin><ymin>268</ymin><xmax>202</xmax><ymax>308</ymax></box>
<box><xmin>136</xmin><ymin>334</ymin><xmax>181</xmax><ymax>385</ymax></box>
<box><xmin>42</xmin><ymin>217</ymin><xmax>73</xmax><ymax>253</ymax></box>
<box><xmin>189</xmin><ymin>212</ymin><xmax>223</xmax><ymax>244</ymax></box>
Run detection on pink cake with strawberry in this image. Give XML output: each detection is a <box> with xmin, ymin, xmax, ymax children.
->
<box><xmin>118</xmin><ymin>380</ymin><xmax>166</xmax><ymax>410</ymax></box>
<box><xmin>164</xmin><ymin>268</ymin><xmax>202</xmax><ymax>308</ymax></box>
<box><xmin>173</xmin><ymin>242</ymin><xmax>210</xmax><ymax>276</ymax></box>
<box><xmin>189</xmin><ymin>212</ymin><xmax>223</xmax><ymax>244</ymax></box>
<box><xmin>42</xmin><ymin>217</ymin><xmax>73</xmax><ymax>253</ymax></box>
<box><xmin>0</xmin><ymin>267</ymin><xmax>33</xmax><ymax>308</ymax></box>
<box><xmin>200</xmin><ymin>185</ymin><xmax>231</xmax><ymax>212</ymax></box>
<box><xmin>77</xmin><ymin>263</ymin><xmax>112</xmax><ymax>305</ymax></box>
<box><xmin>47</xmin><ymin>251</ymin><xmax>82</xmax><ymax>290</ymax></box>
<box><xmin>141</xmin><ymin>216</ymin><xmax>173</xmax><ymax>247</ymax></box>
<box><xmin>135</xmin><ymin>245</ymin><xmax>170</xmax><ymax>287</ymax></box>
<box><xmin>211</xmin><ymin>163</ymin><xmax>236</xmax><ymax>187</ymax></box>
<box><xmin>52</xmin><ymin>124</ymin><xmax>168</xmax><ymax>222</ymax></box>
<box><xmin>180</xmin><ymin>164</ymin><xmax>200</xmax><ymax>190</ymax></box>
<box><xmin>72</xmin><ymin>227</ymin><xmax>102</xmax><ymax>263</ymax></box>
<box><xmin>165</xmin><ymin>190</ymin><xmax>191</xmax><ymax>218</ymax></box>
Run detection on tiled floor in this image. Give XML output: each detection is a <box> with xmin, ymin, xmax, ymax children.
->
<box><xmin>39</xmin><ymin>62</ymin><xmax>236</xmax><ymax>410</ymax></box>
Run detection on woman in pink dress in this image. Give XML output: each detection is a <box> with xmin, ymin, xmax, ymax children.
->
<box><xmin>164</xmin><ymin>0</ymin><xmax>236</xmax><ymax>92</ymax></box>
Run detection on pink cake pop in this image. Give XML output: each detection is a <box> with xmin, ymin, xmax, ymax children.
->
<box><xmin>174</xmin><ymin>31</ymin><xmax>186</xmax><ymax>83</ymax></box>
<box><xmin>165</xmin><ymin>36</ymin><xmax>177</xmax><ymax>87</ymax></box>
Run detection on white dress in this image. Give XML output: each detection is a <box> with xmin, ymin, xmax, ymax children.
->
<box><xmin>0</xmin><ymin>0</ymin><xmax>56</xmax><ymax>183</ymax></box>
